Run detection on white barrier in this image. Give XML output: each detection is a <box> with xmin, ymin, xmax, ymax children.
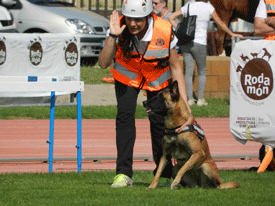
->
<box><xmin>0</xmin><ymin>81</ymin><xmax>84</xmax><ymax>92</ymax></box>
<box><xmin>0</xmin><ymin>33</ymin><xmax>80</xmax><ymax>97</ymax></box>
<box><xmin>0</xmin><ymin>33</ymin><xmax>84</xmax><ymax>172</ymax></box>
<box><xmin>230</xmin><ymin>39</ymin><xmax>275</xmax><ymax>148</ymax></box>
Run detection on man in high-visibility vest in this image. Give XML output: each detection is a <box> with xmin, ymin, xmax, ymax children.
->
<box><xmin>255</xmin><ymin>0</ymin><xmax>275</xmax><ymax>39</ymax></box>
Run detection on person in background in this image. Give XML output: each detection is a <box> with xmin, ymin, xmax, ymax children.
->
<box><xmin>153</xmin><ymin>0</ymin><xmax>177</xmax><ymax>22</ymax></box>
<box><xmin>254</xmin><ymin>0</ymin><xmax>275</xmax><ymax>171</ymax></box>
<box><xmin>168</xmin><ymin>0</ymin><xmax>243</xmax><ymax>106</ymax></box>
<box><xmin>99</xmin><ymin>0</ymin><xmax>192</xmax><ymax>188</ymax></box>
<box><xmin>152</xmin><ymin>0</ymin><xmax>180</xmax><ymax>56</ymax></box>
<box><xmin>254</xmin><ymin>0</ymin><xmax>275</xmax><ymax>38</ymax></box>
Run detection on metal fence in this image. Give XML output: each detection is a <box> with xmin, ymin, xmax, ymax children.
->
<box><xmin>69</xmin><ymin>0</ymin><xmax>188</xmax><ymax>18</ymax></box>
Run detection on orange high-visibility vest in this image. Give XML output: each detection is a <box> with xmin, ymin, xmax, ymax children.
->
<box><xmin>110</xmin><ymin>14</ymin><xmax>172</xmax><ymax>91</ymax></box>
<box><xmin>265</xmin><ymin>0</ymin><xmax>275</xmax><ymax>40</ymax></box>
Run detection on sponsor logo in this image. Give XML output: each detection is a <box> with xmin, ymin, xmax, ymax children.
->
<box><xmin>28</xmin><ymin>36</ymin><xmax>43</xmax><ymax>66</ymax></box>
<box><xmin>64</xmin><ymin>37</ymin><xmax>78</xmax><ymax>67</ymax></box>
<box><xmin>236</xmin><ymin>48</ymin><xmax>273</xmax><ymax>101</ymax></box>
<box><xmin>234</xmin><ymin>48</ymin><xmax>273</xmax><ymax>129</ymax></box>
<box><xmin>0</xmin><ymin>37</ymin><xmax>6</xmax><ymax>66</ymax></box>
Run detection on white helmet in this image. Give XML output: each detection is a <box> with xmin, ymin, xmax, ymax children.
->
<box><xmin>122</xmin><ymin>0</ymin><xmax>153</xmax><ymax>18</ymax></box>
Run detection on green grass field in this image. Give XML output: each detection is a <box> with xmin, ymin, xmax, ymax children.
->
<box><xmin>0</xmin><ymin>98</ymin><xmax>229</xmax><ymax>119</ymax></box>
<box><xmin>1</xmin><ymin>65</ymin><xmax>272</xmax><ymax>205</ymax></box>
<box><xmin>1</xmin><ymin>170</ymin><xmax>275</xmax><ymax>206</ymax></box>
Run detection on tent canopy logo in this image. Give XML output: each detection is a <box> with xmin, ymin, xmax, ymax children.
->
<box><xmin>236</xmin><ymin>48</ymin><xmax>273</xmax><ymax>100</ymax></box>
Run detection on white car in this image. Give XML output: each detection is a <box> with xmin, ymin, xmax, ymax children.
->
<box><xmin>3</xmin><ymin>0</ymin><xmax>109</xmax><ymax>65</ymax></box>
<box><xmin>0</xmin><ymin>3</ymin><xmax>17</xmax><ymax>33</ymax></box>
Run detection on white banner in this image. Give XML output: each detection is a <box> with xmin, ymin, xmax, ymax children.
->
<box><xmin>230</xmin><ymin>39</ymin><xmax>275</xmax><ymax>148</ymax></box>
<box><xmin>0</xmin><ymin>33</ymin><xmax>80</xmax><ymax>97</ymax></box>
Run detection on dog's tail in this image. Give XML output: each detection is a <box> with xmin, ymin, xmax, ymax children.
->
<box><xmin>218</xmin><ymin>182</ymin><xmax>239</xmax><ymax>189</ymax></box>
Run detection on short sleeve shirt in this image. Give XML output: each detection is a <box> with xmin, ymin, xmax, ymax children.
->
<box><xmin>255</xmin><ymin>0</ymin><xmax>267</xmax><ymax>19</ymax></box>
<box><xmin>181</xmin><ymin>2</ymin><xmax>214</xmax><ymax>45</ymax></box>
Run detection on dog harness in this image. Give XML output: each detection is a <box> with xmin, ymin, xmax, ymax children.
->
<box><xmin>164</xmin><ymin>121</ymin><xmax>205</xmax><ymax>141</ymax></box>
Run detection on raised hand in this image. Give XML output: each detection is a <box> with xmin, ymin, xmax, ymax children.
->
<box><xmin>110</xmin><ymin>10</ymin><xmax>126</xmax><ymax>36</ymax></box>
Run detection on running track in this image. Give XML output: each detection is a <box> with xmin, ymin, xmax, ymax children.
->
<box><xmin>0</xmin><ymin>118</ymin><xmax>261</xmax><ymax>173</ymax></box>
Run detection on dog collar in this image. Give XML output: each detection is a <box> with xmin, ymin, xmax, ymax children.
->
<box><xmin>164</xmin><ymin>121</ymin><xmax>205</xmax><ymax>141</ymax></box>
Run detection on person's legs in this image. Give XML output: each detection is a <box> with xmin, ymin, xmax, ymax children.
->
<box><xmin>147</xmin><ymin>89</ymin><xmax>173</xmax><ymax>179</ymax></box>
<box><xmin>114</xmin><ymin>80</ymin><xmax>139</xmax><ymax>178</ymax></box>
<box><xmin>180</xmin><ymin>42</ymin><xmax>195</xmax><ymax>101</ymax></box>
<box><xmin>190</xmin><ymin>43</ymin><xmax>207</xmax><ymax>100</ymax></box>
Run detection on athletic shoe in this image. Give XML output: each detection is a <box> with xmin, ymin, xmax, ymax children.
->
<box><xmin>110</xmin><ymin>174</ymin><xmax>133</xmax><ymax>188</ymax></box>
<box><xmin>187</xmin><ymin>99</ymin><xmax>196</xmax><ymax>106</ymax></box>
<box><xmin>197</xmin><ymin>99</ymin><xmax>208</xmax><ymax>106</ymax></box>
<box><xmin>157</xmin><ymin>178</ymin><xmax>171</xmax><ymax>187</ymax></box>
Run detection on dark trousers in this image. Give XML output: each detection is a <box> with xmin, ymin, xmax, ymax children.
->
<box><xmin>115</xmin><ymin>80</ymin><xmax>173</xmax><ymax>178</ymax></box>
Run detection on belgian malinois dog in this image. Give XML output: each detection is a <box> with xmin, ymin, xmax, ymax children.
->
<box><xmin>143</xmin><ymin>81</ymin><xmax>239</xmax><ymax>190</ymax></box>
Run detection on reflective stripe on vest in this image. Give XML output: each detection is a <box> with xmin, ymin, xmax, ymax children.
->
<box><xmin>114</xmin><ymin>61</ymin><xmax>171</xmax><ymax>87</ymax></box>
<box><xmin>148</xmin><ymin>69</ymin><xmax>171</xmax><ymax>87</ymax></box>
<box><xmin>113</xmin><ymin>61</ymin><xmax>138</xmax><ymax>80</ymax></box>
<box><xmin>266</xmin><ymin>3</ymin><xmax>275</xmax><ymax>11</ymax></box>
<box><xmin>143</xmin><ymin>48</ymin><xmax>169</xmax><ymax>58</ymax></box>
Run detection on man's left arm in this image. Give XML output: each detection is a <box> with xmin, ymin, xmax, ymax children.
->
<box><xmin>254</xmin><ymin>0</ymin><xmax>275</xmax><ymax>36</ymax></box>
<box><xmin>266</xmin><ymin>17</ymin><xmax>275</xmax><ymax>28</ymax></box>
<box><xmin>254</xmin><ymin>17</ymin><xmax>275</xmax><ymax>36</ymax></box>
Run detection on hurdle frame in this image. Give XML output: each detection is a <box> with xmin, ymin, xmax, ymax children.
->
<box><xmin>0</xmin><ymin>80</ymin><xmax>84</xmax><ymax>173</ymax></box>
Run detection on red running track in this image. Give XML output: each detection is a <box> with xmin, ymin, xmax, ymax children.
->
<box><xmin>0</xmin><ymin>118</ymin><xmax>261</xmax><ymax>173</ymax></box>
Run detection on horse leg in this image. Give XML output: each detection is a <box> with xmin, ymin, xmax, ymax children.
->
<box><xmin>215</xmin><ymin>10</ymin><xmax>233</xmax><ymax>55</ymax></box>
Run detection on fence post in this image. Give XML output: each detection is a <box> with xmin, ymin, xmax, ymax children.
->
<box><xmin>47</xmin><ymin>91</ymin><xmax>56</xmax><ymax>173</ymax></box>
<box><xmin>113</xmin><ymin>0</ymin><xmax>116</xmax><ymax>11</ymax></box>
<box><xmin>96</xmin><ymin>0</ymin><xmax>100</xmax><ymax>12</ymax></box>
<box><xmin>88</xmin><ymin>0</ymin><xmax>91</xmax><ymax>10</ymax></box>
<box><xmin>76</xmin><ymin>91</ymin><xmax>82</xmax><ymax>172</ymax></box>
<box><xmin>105</xmin><ymin>0</ymin><xmax>108</xmax><ymax>17</ymax></box>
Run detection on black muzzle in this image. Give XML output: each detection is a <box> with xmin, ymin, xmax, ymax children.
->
<box><xmin>143</xmin><ymin>94</ymin><xmax>167</xmax><ymax>116</ymax></box>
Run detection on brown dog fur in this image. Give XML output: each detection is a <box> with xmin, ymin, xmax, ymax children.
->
<box><xmin>147</xmin><ymin>81</ymin><xmax>239</xmax><ymax>190</ymax></box>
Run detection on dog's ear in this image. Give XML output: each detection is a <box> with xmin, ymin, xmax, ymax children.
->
<box><xmin>170</xmin><ymin>81</ymin><xmax>180</xmax><ymax>102</ymax></box>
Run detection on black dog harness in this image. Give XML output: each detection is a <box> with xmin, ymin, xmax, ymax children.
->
<box><xmin>164</xmin><ymin>121</ymin><xmax>205</xmax><ymax>141</ymax></box>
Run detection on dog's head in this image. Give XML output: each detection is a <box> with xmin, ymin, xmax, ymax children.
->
<box><xmin>143</xmin><ymin>81</ymin><xmax>180</xmax><ymax>116</ymax></box>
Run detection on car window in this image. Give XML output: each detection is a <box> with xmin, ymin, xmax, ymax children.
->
<box><xmin>28</xmin><ymin>0</ymin><xmax>55</xmax><ymax>3</ymax></box>
<box><xmin>27</xmin><ymin>0</ymin><xmax>74</xmax><ymax>7</ymax></box>
<box><xmin>28</xmin><ymin>0</ymin><xmax>54</xmax><ymax>3</ymax></box>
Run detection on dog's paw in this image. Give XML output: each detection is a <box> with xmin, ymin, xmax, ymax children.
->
<box><xmin>147</xmin><ymin>184</ymin><xmax>157</xmax><ymax>189</ymax></box>
<box><xmin>170</xmin><ymin>183</ymin><xmax>180</xmax><ymax>190</ymax></box>
<box><xmin>170</xmin><ymin>180</ymin><xmax>180</xmax><ymax>190</ymax></box>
